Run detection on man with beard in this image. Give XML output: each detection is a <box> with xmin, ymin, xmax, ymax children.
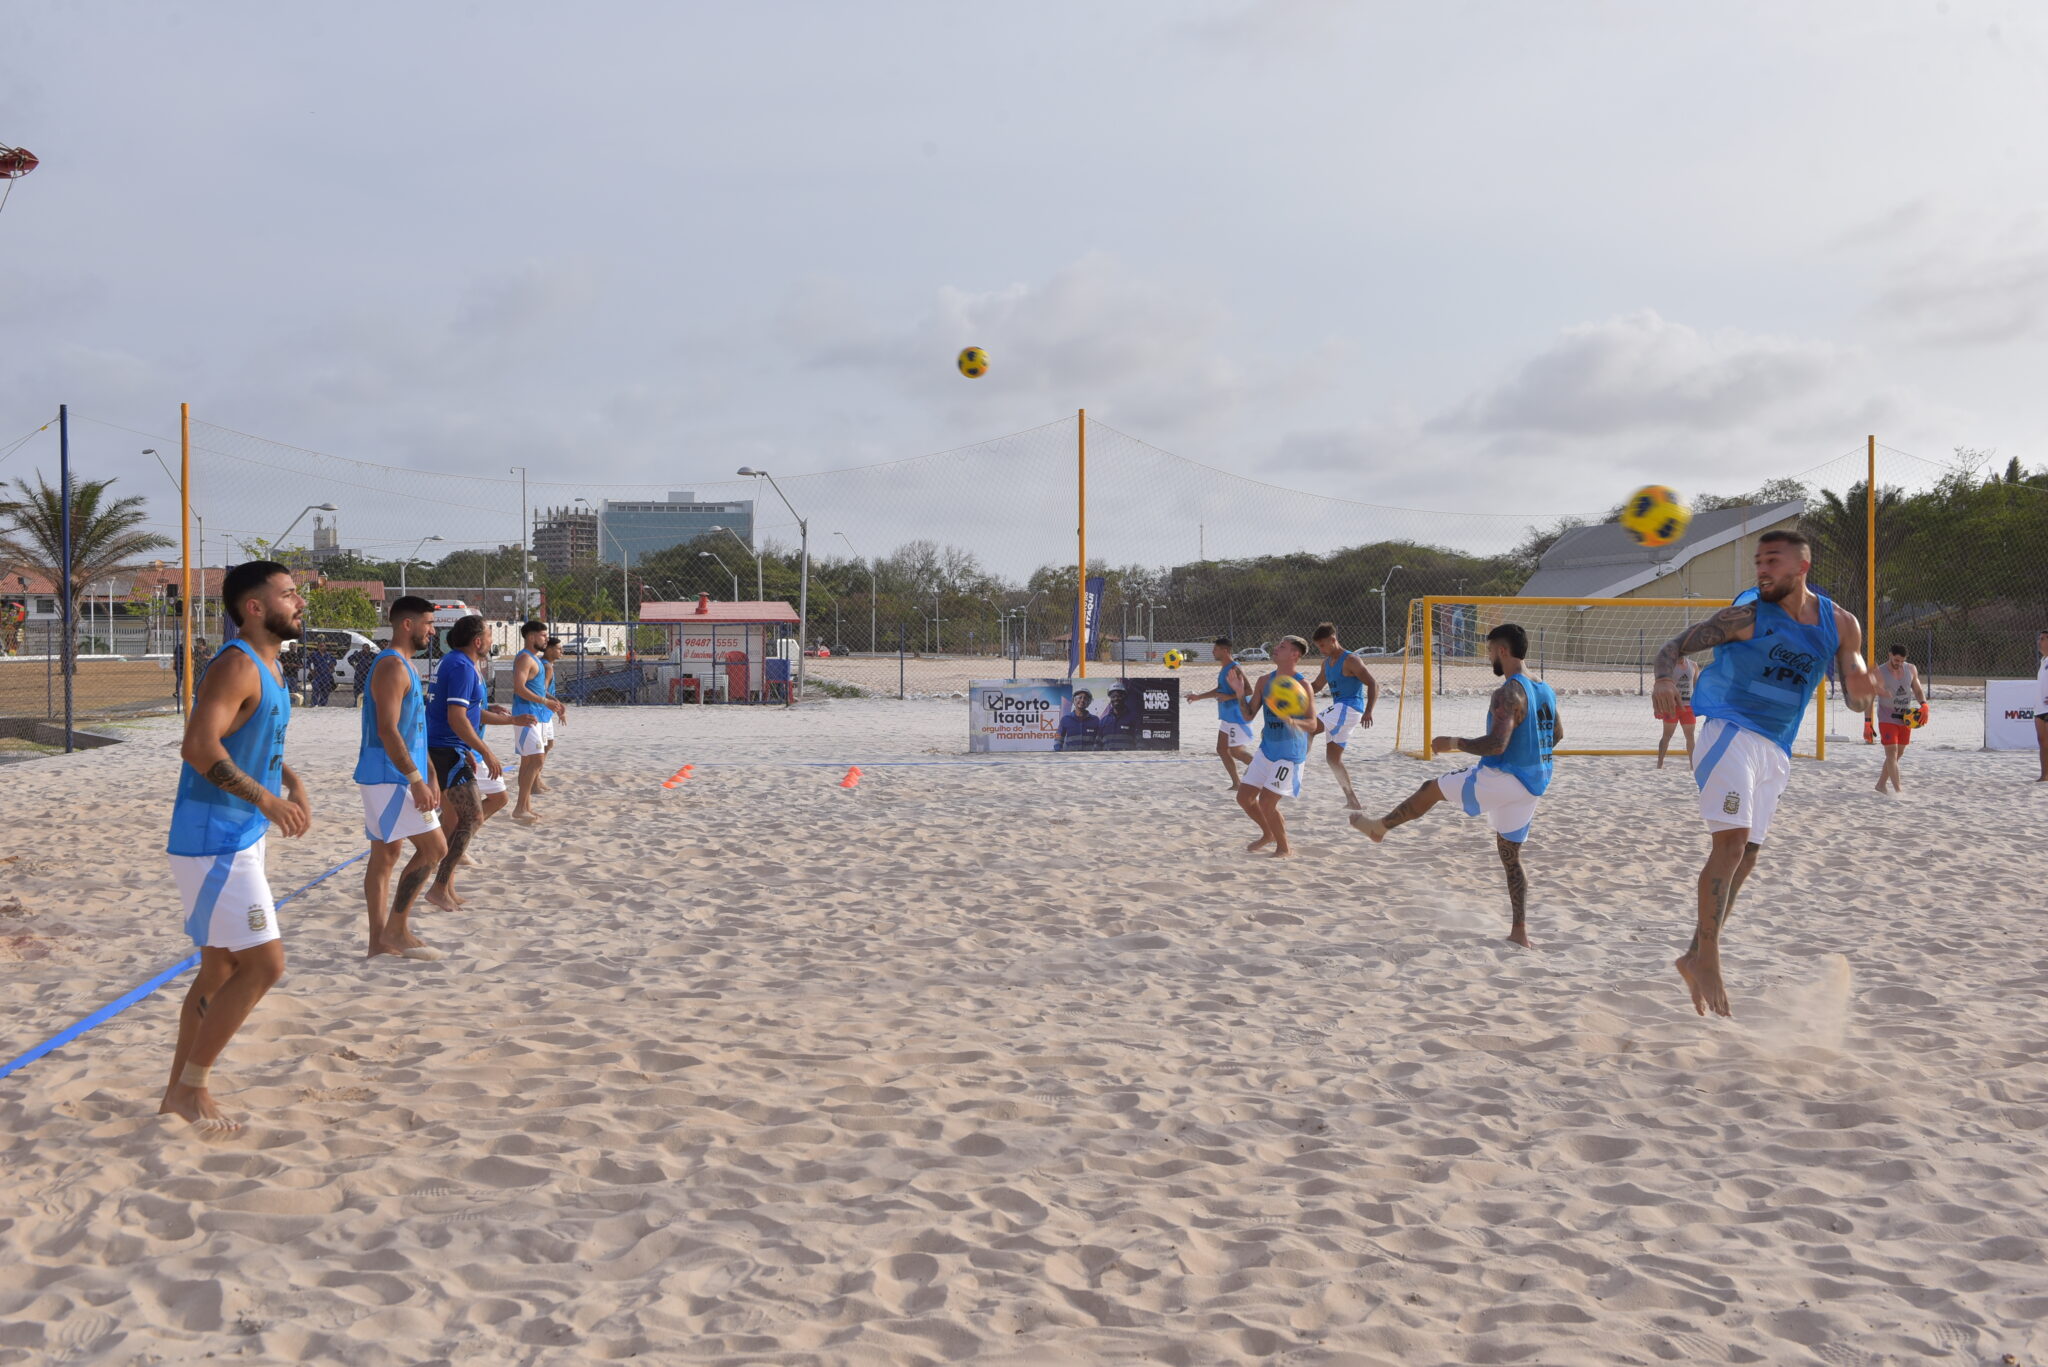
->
<box><xmin>423</xmin><ymin>615</ymin><xmax>535</xmax><ymax>911</ymax></box>
<box><xmin>356</xmin><ymin>596</ymin><xmax>446</xmax><ymax>960</ymax></box>
<box><xmin>1350</xmin><ymin>623</ymin><xmax>1559</xmax><ymax>947</ymax></box>
<box><xmin>161</xmin><ymin>562</ymin><xmax>312</xmax><ymax>1133</ymax></box>
<box><xmin>1652</xmin><ymin>529</ymin><xmax>1879</xmax><ymax>1018</ymax></box>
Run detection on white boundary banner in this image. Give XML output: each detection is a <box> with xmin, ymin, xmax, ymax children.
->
<box><xmin>1984</xmin><ymin>679</ymin><xmax>2039</xmax><ymax>750</ymax></box>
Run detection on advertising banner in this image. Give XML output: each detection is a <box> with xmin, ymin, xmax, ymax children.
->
<box><xmin>970</xmin><ymin>677</ymin><xmax>1180</xmax><ymax>753</ymax></box>
<box><xmin>1985</xmin><ymin>679</ymin><xmax>2040</xmax><ymax>750</ymax></box>
<box><xmin>1067</xmin><ymin>576</ymin><xmax>1105</xmax><ymax>675</ymax></box>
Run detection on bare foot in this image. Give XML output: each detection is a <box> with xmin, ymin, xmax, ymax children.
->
<box><xmin>1348</xmin><ymin>814</ymin><xmax>1389</xmax><ymax>843</ymax></box>
<box><xmin>1674</xmin><ymin>950</ymin><xmax>1732</xmax><ymax>1018</ymax></box>
<box><xmin>159</xmin><ymin>1082</ymin><xmax>240</xmax><ymax>1134</ymax></box>
<box><xmin>457</xmin><ymin>855</ymin><xmax>475</xmax><ymax>868</ymax></box>
<box><xmin>423</xmin><ymin>887</ymin><xmax>459</xmax><ymax>912</ymax></box>
<box><xmin>1507</xmin><ymin>925</ymin><xmax>1531</xmax><ymax>948</ymax></box>
<box><xmin>533</xmin><ymin>780</ymin><xmax>550</xmax><ymax>793</ymax></box>
<box><xmin>1269</xmin><ymin>845</ymin><xmax>1293</xmax><ymax>858</ymax></box>
<box><xmin>512</xmin><ymin>809</ymin><xmax>540</xmax><ymax>824</ymax></box>
<box><xmin>1245</xmin><ymin>835</ymin><xmax>1274</xmax><ymax>853</ymax></box>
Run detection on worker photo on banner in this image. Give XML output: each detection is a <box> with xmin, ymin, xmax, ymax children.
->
<box><xmin>969</xmin><ymin>678</ymin><xmax>1179</xmax><ymax>753</ymax></box>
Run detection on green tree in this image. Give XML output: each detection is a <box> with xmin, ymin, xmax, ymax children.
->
<box><xmin>0</xmin><ymin>472</ymin><xmax>173</xmax><ymax>664</ymax></box>
<box><xmin>304</xmin><ymin>584</ymin><xmax>378</xmax><ymax>632</ymax></box>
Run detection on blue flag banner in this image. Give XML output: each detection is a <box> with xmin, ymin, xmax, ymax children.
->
<box><xmin>1067</xmin><ymin>576</ymin><xmax>1104</xmax><ymax>675</ymax></box>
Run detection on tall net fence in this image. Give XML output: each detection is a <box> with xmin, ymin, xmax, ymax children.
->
<box><xmin>4</xmin><ymin>412</ymin><xmax>2042</xmax><ymax>746</ymax></box>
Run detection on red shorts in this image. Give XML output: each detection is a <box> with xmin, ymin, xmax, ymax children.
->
<box><xmin>1667</xmin><ymin>706</ymin><xmax>1695</xmax><ymax>725</ymax></box>
<box><xmin>1879</xmin><ymin>722</ymin><xmax>1912</xmax><ymax>746</ymax></box>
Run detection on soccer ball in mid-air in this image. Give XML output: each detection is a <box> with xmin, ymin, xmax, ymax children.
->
<box><xmin>1267</xmin><ymin>676</ymin><xmax>1312</xmax><ymax>719</ymax></box>
<box><xmin>957</xmin><ymin>346</ymin><xmax>989</xmax><ymax>378</ymax></box>
<box><xmin>1162</xmin><ymin>650</ymin><xmax>1187</xmax><ymax>670</ymax></box>
<box><xmin>1620</xmin><ymin>485</ymin><xmax>1692</xmax><ymax>547</ymax></box>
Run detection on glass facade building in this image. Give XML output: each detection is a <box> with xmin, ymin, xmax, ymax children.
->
<box><xmin>598</xmin><ymin>492</ymin><xmax>755</xmax><ymax>567</ymax></box>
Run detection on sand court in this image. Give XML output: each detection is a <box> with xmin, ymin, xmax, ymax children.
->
<box><xmin>1</xmin><ymin>700</ymin><xmax>2043</xmax><ymax>1365</ymax></box>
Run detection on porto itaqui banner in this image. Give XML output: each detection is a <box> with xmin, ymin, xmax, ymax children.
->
<box><xmin>970</xmin><ymin>677</ymin><xmax>1180</xmax><ymax>753</ymax></box>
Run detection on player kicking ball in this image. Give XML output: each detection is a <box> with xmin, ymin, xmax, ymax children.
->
<box><xmin>1652</xmin><ymin>529</ymin><xmax>1879</xmax><ymax>1018</ymax></box>
<box><xmin>1236</xmin><ymin>635</ymin><xmax>1323</xmax><ymax>858</ymax></box>
<box><xmin>1350</xmin><ymin>624</ymin><xmax>1559</xmax><ymax>948</ymax></box>
<box><xmin>1310</xmin><ymin>622</ymin><xmax>1378</xmax><ymax>810</ymax></box>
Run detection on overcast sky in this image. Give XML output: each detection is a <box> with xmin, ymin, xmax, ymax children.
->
<box><xmin>4</xmin><ymin>0</ymin><xmax>2045</xmax><ymax>569</ymax></box>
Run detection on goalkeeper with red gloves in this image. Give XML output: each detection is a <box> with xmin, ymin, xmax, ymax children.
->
<box><xmin>1874</xmin><ymin>643</ymin><xmax>1927</xmax><ymax>794</ymax></box>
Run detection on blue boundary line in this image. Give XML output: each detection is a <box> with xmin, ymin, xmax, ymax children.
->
<box><xmin>0</xmin><ymin>849</ymin><xmax>368</xmax><ymax>1084</ymax></box>
<box><xmin>685</xmin><ymin>757</ymin><xmax>1197</xmax><ymax>769</ymax></box>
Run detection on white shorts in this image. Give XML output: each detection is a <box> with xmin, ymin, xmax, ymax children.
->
<box><xmin>1218</xmin><ymin>719</ymin><xmax>1256</xmax><ymax>750</ymax></box>
<box><xmin>1691</xmin><ymin>717</ymin><xmax>1791</xmax><ymax>843</ymax></box>
<box><xmin>1242</xmin><ymin>751</ymin><xmax>1304</xmax><ymax>798</ymax></box>
<box><xmin>476</xmin><ymin>770</ymin><xmax>508</xmax><ymax>796</ymax></box>
<box><xmin>169</xmin><ymin>839</ymin><xmax>281</xmax><ymax>953</ymax></box>
<box><xmin>1318</xmin><ymin>701</ymin><xmax>1365</xmax><ymax>748</ymax></box>
<box><xmin>1436</xmin><ymin>766</ymin><xmax>1540</xmax><ymax>843</ymax></box>
<box><xmin>359</xmin><ymin>782</ymin><xmax>441</xmax><ymax>845</ymax></box>
<box><xmin>513</xmin><ymin>718</ymin><xmax>554</xmax><ymax>757</ymax></box>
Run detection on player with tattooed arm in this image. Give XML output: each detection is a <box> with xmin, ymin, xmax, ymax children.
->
<box><xmin>1653</xmin><ymin>528</ymin><xmax>1880</xmax><ymax>1018</ymax></box>
<box><xmin>1349</xmin><ymin>623</ymin><xmax>1559</xmax><ymax>948</ymax></box>
<box><xmin>161</xmin><ymin>562</ymin><xmax>311</xmax><ymax>1132</ymax></box>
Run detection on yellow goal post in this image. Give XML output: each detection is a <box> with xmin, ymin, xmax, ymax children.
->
<box><xmin>1391</xmin><ymin>596</ymin><xmax>1827</xmax><ymax>760</ymax></box>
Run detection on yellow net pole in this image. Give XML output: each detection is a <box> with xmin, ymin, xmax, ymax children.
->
<box><xmin>1420</xmin><ymin>597</ymin><xmax>1434</xmax><ymax>757</ymax></box>
<box><xmin>180</xmin><ymin>402</ymin><xmax>193</xmax><ymax>712</ymax></box>
<box><xmin>1076</xmin><ymin>408</ymin><xmax>1086</xmax><ymax>679</ymax></box>
<box><xmin>1393</xmin><ymin>597</ymin><xmax>1413</xmax><ymax>756</ymax></box>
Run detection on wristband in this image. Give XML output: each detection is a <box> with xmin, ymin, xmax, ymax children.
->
<box><xmin>403</xmin><ymin>771</ymin><xmax>424</xmax><ymax>785</ymax></box>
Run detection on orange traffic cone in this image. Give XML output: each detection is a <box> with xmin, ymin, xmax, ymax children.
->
<box><xmin>838</xmin><ymin>765</ymin><xmax>862</xmax><ymax>789</ymax></box>
<box><xmin>662</xmin><ymin>764</ymin><xmax>695</xmax><ymax>790</ymax></box>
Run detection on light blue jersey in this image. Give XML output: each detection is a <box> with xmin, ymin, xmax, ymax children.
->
<box><xmin>354</xmin><ymin>650</ymin><xmax>427</xmax><ymax>785</ymax></box>
<box><xmin>1479</xmin><ymin>672</ymin><xmax>1557</xmax><ymax>797</ymax></box>
<box><xmin>167</xmin><ymin>640</ymin><xmax>291</xmax><ymax>856</ymax></box>
<box><xmin>1215</xmin><ymin>662</ymin><xmax>1245</xmax><ymax>725</ymax></box>
<box><xmin>1691</xmin><ymin>587</ymin><xmax>1839</xmax><ymax>755</ymax></box>
<box><xmin>1258</xmin><ymin>672</ymin><xmax>1312</xmax><ymax>764</ymax></box>
<box><xmin>1325</xmin><ymin>650</ymin><xmax>1366</xmax><ymax>706</ymax></box>
<box><xmin>510</xmin><ymin>648</ymin><xmax>550</xmax><ymax>720</ymax></box>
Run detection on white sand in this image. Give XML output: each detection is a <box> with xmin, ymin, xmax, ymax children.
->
<box><xmin>1</xmin><ymin>699</ymin><xmax>2044</xmax><ymax>1365</ymax></box>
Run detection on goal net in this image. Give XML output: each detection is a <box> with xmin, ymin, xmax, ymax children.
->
<box><xmin>1390</xmin><ymin>596</ymin><xmax>1828</xmax><ymax>759</ymax></box>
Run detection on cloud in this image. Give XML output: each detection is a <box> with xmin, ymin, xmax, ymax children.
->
<box><xmin>1872</xmin><ymin>212</ymin><xmax>2048</xmax><ymax>346</ymax></box>
<box><xmin>1433</xmin><ymin>310</ymin><xmax>1845</xmax><ymax>437</ymax></box>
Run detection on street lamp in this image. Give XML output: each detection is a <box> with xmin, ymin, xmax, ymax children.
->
<box><xmin>275</xmin><ymin>503</ymin><xmax>339</xmax><ymax>557</ymax></box>
<box><xmin>699</xmin><ymin>550</ymin><xmax>737</xmax><ymax>599</ymax></box>
<box><xmin>400</xmin><ymin>535</ymin><xmax>444</xmax><ymax>594</ymax></box>
<box><xmin>708</xmin><ymin>524</ymin><xmax>763</xmax><ymax>602</ymax></box>
<box><xmin>836</xmin><ymin>531</ymin><xmax>877</xmax><ymax>653</ymax></box>
<box><xmin>1374</xmin><ymin>564</ymin><xmax>1405</xmax><ymax>651</ymax></box>
<box><xmin>736</xmin><ymin>467</ymin><xmax>809</xmax><ymax>703</ymax></box>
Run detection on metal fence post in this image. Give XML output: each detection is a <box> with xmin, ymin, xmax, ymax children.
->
<box><xmin>898</xmin><ymin>624</ymin><xmax>906</xmax><ymax>700</ymax></box>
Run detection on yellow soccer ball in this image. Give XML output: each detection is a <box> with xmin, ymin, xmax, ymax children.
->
<box><xmin>957</xmin><ymin>346</ymin><xmax>989</xmax><ymax>378</ymax></box>
<box><xmin>1620</xmin><ymin>485</ymin><xmax>1692</xmax><ymax>547</ymax></box>
<box><xmin>1267</xmin><ymin>676</ymin><xmax>1312</xmax><ymax>719</ymax></box>
<box><xmin>1162</xmin><ymin>649</ymin><xmax>1186</xmax><ymax>670</ymax></box>
<box><xmin>1904</xmin><ymin>704</ymin><xmax>1929</xmax><ymax>730</ymax></box>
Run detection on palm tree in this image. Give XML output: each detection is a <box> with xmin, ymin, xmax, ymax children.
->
<box><xmin>0</xmin><ymin>472</ymin><xmax>173</xmax><ymax>665</ymax></box>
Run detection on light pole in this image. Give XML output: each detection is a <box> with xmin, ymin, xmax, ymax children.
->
<box><xmin>274</xmin><ymin>503</ymin><xmax>339</xmax><ymax>560</ymax></box>
<box><xmin>708</xmin><ymin>524</ymin><xmax>763</xmax><ymax>602</ymax></box>
<box><xmin>699</xmin><ymin>551</ymin><xmax>737</xmax><ymax>599</ymax></box>
<box><xmin>1374</xmin><ymin>564</ymin><xmax>1404</xmax><ymax>651</ymax></box>
<box><xmin>836</xmin><ymin>531</ymin><xmax>876</xmax><ymax>653</ymax></box>
<box><xmin>400</xmin><ymin>534</ymin><xmax>444</xmax><ymax>595</ymax></box>
<box><xmin>1020</xmin><ymin>589</ymin><xmax>1047</xmax><ymax>658</ymax></box>
<box><xmin>736</xmin><ymin>467</ymin><xmax>808</xmax><ymax>703</ymax></box>
<box><xmin>510</xmin><ymin>465</ymin><xmax>530</xmax><ymax>616</ymax></box>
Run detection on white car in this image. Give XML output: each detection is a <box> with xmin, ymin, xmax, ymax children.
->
<box><xmin>559</xmin><ymin>635</ymin><xmax>609</xmax><ymax>656</ymax></box>
<box><xmin>302</xmin><ymin>628</ymin><xmax>380</xmax><ymax>686</ymax></box>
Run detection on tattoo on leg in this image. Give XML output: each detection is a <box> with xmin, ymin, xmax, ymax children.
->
<box><xmin>1380</xmin><ymin>785</ymin><xmax>1433</xmax><ymax>830</ymax></box>
<box><xmin>1497</xmin><ymin>839</ymin><xmax>1526</xmax><ymax>926</ymax></box>
<box><xmin>195</xmin><ymin>995</ymin><xmax>208</xmax><ymax>1019</ymax></box>
<box><xmin>392</xmin><ymin>862</ymin><xmax>433</xmax><ymax>917</ymax></box>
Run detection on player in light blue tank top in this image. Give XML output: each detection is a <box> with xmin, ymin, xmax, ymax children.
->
<box><xmin>355</xmin><ymin>596</ymin><xmax>450</xmax><ymax>960</ymax></box>
<box><xmin>1352</xmin><ymin>622</ymin><xmax>1561</xmax><ymax>947</ymax></box>
<box><xmin>161</xmin><ymin>560</ymin><xmax>311</xmax><ymax>1133</ymax></box>
<box><xmin>354</xmin><ymin>648</ymin><xmax>429</xmax><ymax>785</ymax></box>
<box><xmin>1652</xmin><ymin>529</ymin><xmax>1878</xmax><ymax>1019</ymax></box>
<box><xmin>1311</xmin><ymin>623</ymin><xmax>1381</xmax><ymax>812</ymax></box>
<box><xmin>510</xmin><ymin>621</ymin><xmax>564</xmax><ymax>821</ymax></box>
<box><xmin>1185</xmin><ymin>639</ymin><xmax>1255</xmax><ymax>788</ymax></box>
<box><xmin>1235</xmin><ymin>635</ymin><xmax>1324</xmax><ymax>858</ymax></box>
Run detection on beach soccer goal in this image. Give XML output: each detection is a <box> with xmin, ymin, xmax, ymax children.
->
<box><xmin>1391</xmin><ymin>596</ymin><xmax>1828</xmax><ymax>760</ymax></box>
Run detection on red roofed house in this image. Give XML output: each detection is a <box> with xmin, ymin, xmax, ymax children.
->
<box><xmin>635</xmin><ymin>593</ymin><xmax>801</xmax><ymax>703</ymax></box>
